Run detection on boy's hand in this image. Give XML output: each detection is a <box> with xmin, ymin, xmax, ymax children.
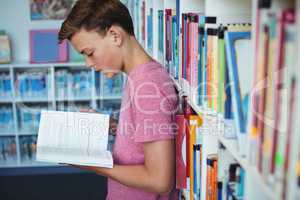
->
<box><xmin>80</xmin><ymin>108</ymin><xmax>118</xmax><ymax>136</ymax></box>
<box><xmin>60</xmin><ymin>163</ymin><xmax>110</xmax><ymax>176</ymax></box>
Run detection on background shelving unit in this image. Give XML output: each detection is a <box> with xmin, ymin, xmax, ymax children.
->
<box><xmin>0</xmin><ymin>62</ymin><xmax>125</xmax><ymax>174</ymax></box>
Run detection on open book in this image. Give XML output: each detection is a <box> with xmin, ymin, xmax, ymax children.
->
<box><xmin>36</xmin><ymin>110</ymin><xmax>113</xmax><ymax>168</ymax></box>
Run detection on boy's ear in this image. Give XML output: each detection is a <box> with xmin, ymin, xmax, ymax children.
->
<box><xmin>107</xmin><ymin>25</ymin><xmax>123</xmax><ymax>47</ymax></box>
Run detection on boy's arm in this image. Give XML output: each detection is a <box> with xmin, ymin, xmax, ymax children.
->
<box><xmin>70</xmin><ymin>139</ymin><xmax>175</xmax><ymax>195</ymax></box>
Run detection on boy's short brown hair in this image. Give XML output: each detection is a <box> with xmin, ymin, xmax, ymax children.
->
<box><xmin>58</xmin><ymin>0</ymin><xmax>134</xmax><ymax>43</ymax></box>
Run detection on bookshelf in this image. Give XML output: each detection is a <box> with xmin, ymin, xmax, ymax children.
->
<box><xmin>0</xmin><ymin>62</ymin><xmax>125</xmax><ymax>172</ymax></box>
<box><xmin>131</xmin><ymin>0</ymin><xmax>300</xmax><ymax>199</ymax></box>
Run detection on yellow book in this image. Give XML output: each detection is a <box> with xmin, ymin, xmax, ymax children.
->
<box><xmin>189</xmin><ymin>115</ymin><xmax>203</xmax><ymax>200</ymax></box>
<box><xmin>212</xmin><ymin>33</ymin><xmax>219</xmax><ymax>111</ymax></box>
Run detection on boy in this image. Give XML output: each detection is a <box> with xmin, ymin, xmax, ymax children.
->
<box><xmin>59</xmin><ymin>0</ymin><xmax>179</xmax><ymax>199</ymax></box>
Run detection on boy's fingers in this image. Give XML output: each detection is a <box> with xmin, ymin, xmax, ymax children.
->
<box><xmin>110</xmin><ymin>117</ymin><xmax>118</xmax><ymax>123</ymax></box>
<box><xmin>69</xmin><ymin>164</ymin><xmax>98</xmax><ymax>172</ymax></box>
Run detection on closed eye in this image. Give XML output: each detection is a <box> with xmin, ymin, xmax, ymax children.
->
<box><xmin>87</xmin><ymin>52</ymin><xmax>93</xmax><ymax>57</ymax></box>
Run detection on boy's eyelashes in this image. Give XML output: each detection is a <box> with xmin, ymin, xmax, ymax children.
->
<box><xmin>80</xmin><ymin>49</ymin><xmax>94</xmax><ymax>57</ymax></box>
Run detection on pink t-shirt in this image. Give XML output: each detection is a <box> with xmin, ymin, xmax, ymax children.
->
<box><xmin>106</xmin><ymin>61</ymin><xmax>179</xmax><ymax>200</ymax></box>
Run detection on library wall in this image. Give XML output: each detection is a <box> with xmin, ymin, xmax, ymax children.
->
<box><xmin>0</xmin><ymin>0</ymin><xmax>62</xmax><ymax>62</ymax></box>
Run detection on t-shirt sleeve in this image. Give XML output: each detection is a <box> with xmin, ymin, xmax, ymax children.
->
<box><xmin>132</xmin><ymin>78</ymin><xmax>178</xmax><ymax>143</ymax></box>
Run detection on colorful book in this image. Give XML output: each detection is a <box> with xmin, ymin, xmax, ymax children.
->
<box><xmin>0</xmin><ymin>32</ymin><xmax>11</xmax><ymax>64</ymax></box>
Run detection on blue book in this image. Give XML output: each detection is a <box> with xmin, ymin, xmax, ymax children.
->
<box><xmin>172</xmin><ymin>16</ymin><xmax>178</xmax><ymax>78</ymax></box>
<box><xmin>176</xmin><ymin>0</ymin><xmax>180</xmax><ymax>36</ymax></box>
<box><xmin>197</xmin><ymin>16</ymin><xmax>205</xmax><ymax>106</ymax></box>
<box><xmin>158</xmin><ymin>10</ymin><xmax>164</xmax><ymax>62</ymax></box>
<box><xmin>225</xmin><ymin>64</ymin><xmax>233</xmax><ymax>119</ymax></box>
<box><xmin>147</xmin><ymin>8</ymin><xmax>153</xmax><ymax>55</ymax></box>
<box><xmin>217</xmin><ymin>182</ymin><xmax>223</xmax><ymax>200</ymax></box>
<box><xmin>225</xmin><ymin>31</ymin><xmax>251</xmax><ymax>133</ymax></box>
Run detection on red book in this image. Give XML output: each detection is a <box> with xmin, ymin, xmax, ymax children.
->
<box><xmin>271</xmin><ymin>9</ymin><xmax>295</xmax><ymax>174</ymax></box>
<box><xmin>282</xmin><ymin>10</ymin><xmax>296</xmax><ymax>199</ymax></box>
<box><xmin>213</xmin><ymin>159</ymin><xmax>218</xmax><ymax>200</ymax></box>
<box><xmin>186</xmin><ymin>15</ymin><xmax>191</xmax><ymax>83</ymax></box>
<box><xmin>206</xmin><ymin>158</ymin><xmax>213</xmax><ymax>200</ymax></box>
<box><xmin>184</xmin><ymin>97</ymin><xmax>193</xmax><ymax>178</ymax></box>
<box><xmin>175</xmin><ymin>114</ymin><xmax>187</xmax><ymax>189</ymax></box>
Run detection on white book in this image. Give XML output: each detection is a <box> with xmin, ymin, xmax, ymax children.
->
<box><xmin>36</xmin><ymin>110</ymin><xmax>113</xmax><ymax>168</ymax></box>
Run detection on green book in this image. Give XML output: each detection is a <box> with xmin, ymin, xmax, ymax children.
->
<box><xmin>218</xmin><ymin>27</ymin><xmax>226</xmax><ymax>114</ymax></box>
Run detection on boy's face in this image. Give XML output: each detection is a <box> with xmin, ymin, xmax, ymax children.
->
<box><xmin>70</xmin><ymin>28</ymin><xmax>122</xmax><ymax>78</ymax></box>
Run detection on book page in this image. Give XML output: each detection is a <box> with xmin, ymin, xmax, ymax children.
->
<box><xmin>36</xmin><ymin>110</ymin><xmax>113</xmax><ymax>168</ymax></box>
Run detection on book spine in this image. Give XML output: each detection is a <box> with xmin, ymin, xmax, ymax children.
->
<box><xmin>176</xmin><ymin>114</ymin><xmax>187</xmax><ymax>189</ymax></box>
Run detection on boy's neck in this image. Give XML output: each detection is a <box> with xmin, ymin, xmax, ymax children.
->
<box><xmin>122</xmin><ymin>36</ymin><xmax>153</xmax><ymax>75</ymax></box>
